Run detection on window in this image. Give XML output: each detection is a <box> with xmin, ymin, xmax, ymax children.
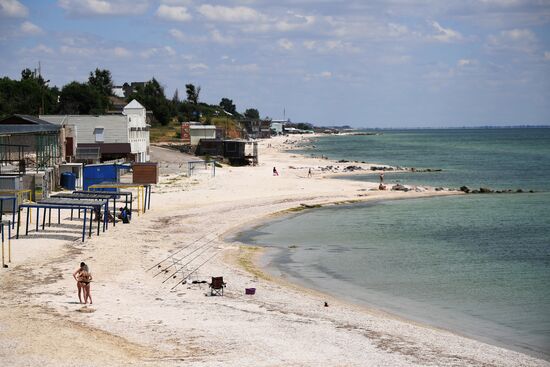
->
<box><xmin>94</xmin><ymin>127</ymin><xmax>104</xmax><ymax>142</ymax></box>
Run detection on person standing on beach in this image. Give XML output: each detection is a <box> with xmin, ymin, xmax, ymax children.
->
<box><xmin>80</xmin><ymin>268</ymin><xmax>93</xmax><ymax>305</ymax></box>
<box><xmin>273</xmin><ymin>167</ymin><xmax>279</xmax><ymax>176</ymax></box>
<box><xmin>308</xmin><ymin>168</ymin><xmax>312</xmax><ymax>178</ymax></box>
<box><xmin>379</xmin><ymin>171</ymin><xmax>384</xmax><ymax>183</ymax></box>
<box><xmin>73</xmin><ymin>262</ymin><xmax>88</xmax><ymax>304</ymax></box>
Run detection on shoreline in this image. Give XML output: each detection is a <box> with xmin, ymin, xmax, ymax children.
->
<box><xmin>0</xmin><ymin>134</ymin><xmax>547</xmax><ymax>366</ymax></box>
<box><xmin>230</xmin><ymin>196</ymin><xmax>548</xmax><ymax>361</ymax></box>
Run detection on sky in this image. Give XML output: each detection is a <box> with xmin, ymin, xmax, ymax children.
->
<box><xmin>0</xmin><ymin>0</ymin><xmax>549</xmax><ymax>127</ymax></box>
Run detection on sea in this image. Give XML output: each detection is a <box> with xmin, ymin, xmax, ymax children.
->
<box><xmin>237</xmin><ymin>128</ymin><xmax>550</xmax><ymax>359</ymax></box>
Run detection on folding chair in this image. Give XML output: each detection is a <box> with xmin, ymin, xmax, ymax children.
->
<box><xmin>209</xmin><ymin>276</ymin><xmax>226</xmax><ymax>296</ymax></box>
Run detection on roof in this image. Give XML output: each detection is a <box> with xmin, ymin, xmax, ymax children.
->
<box><xmin>79</xmin><ymin>143</ymin><xmax>132</xmax><ymax>154</ymax></box>
<box><xmin>190</xmin><ymin>125</ymin><xmax>217</xmax><ymax>130</ymax></box>
<box><xmin>124</xmin><ymin>99</ymin><xmax>144</xmax><ymax>109</ymax></box>
<box><xmin>0</xmin><ymin>115</ymin><xmax>61</xmax><ymax>134</ymax></box>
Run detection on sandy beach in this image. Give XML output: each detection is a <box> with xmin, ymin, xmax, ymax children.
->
<box><xmin>0</xmin><ymin>134</ymin><xmax>547</xmax><ymax>367</ymax></box>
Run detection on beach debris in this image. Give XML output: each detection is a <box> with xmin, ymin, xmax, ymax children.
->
<box><xmin>324</xmin><ymin>302</ymin><xmax>329</xmax><ymax>307</ymax></box>
<box><xmin>245</xmin><ymin>288</ymin><xmax>256</xmax><ymax>295</ymax></box>
<box><xmin>378</xmin><ymin>184</ymin><xmax>387</xmax><ymax>191</ymax></box>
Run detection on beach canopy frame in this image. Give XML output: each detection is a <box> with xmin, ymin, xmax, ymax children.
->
<box><xmin>89</xmin><ymin>182</ymin><xmax>151</xmax><ymax>215</ymax></box>
<box><xmin>52</xmin><ymin>191</ymin><xmax>132</xmax><ymax>226</ymax></box>
<box><xmin>1</xmin><ymin>220</ymin><xmax>12</xmax><ymax>268</ymax></box>
<box><xmin>16</xmin><ymin>199</ymin><xmax>108</xmax><ymax>242</ymax></box>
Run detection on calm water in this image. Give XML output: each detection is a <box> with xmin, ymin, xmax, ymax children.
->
<box><xmin>239</xmin><ymin>128</ymin><xmax>550</xmax><ymax>359</ymax></box>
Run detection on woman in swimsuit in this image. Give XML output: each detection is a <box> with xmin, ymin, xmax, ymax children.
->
<box><xmin>79</xmin><ymin>269</ymin><xmax>93</xmax><ymax>305</ymax></box>
<box><xmin>73</xmin><ymin>262</ymin><xmax>92</xmax><ymax>303</ymax></box>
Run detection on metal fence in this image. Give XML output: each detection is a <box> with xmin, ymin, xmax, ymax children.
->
<box><xmin>187</xmin><ymin>160</ymin><xmax>216</xmax><ymax>177</ymax></box>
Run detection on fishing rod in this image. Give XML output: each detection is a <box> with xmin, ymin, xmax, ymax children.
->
<box><xmin>153</xmin><ymin>235</ymin><xmax>219</xmax><ymax>278</ymax></box>
<box><xmin>170</xmin><ymin>251</ymin><xmax>220</xmax><ymax>290</ymax></box>
<box><xmin>161</xmin><ymin>243</ymin><xmax>218</xmax><ymax>283</ymax></box>
<box><xmin>146</xmin><ymin>232</ymin><xmax>215</xmax><ymax>272</ymax></box>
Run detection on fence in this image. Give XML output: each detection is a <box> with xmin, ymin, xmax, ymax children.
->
<box><xmin>187</xmin><ymin>160</ymin><xmax>216</xmax><ymax>177</ymax></box>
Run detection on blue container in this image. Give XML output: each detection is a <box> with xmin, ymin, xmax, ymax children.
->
<box><xmin>83</xmin><ymin>164</ymin><xmax>120</xmax><ymax>191</ymax></box>
<box><xmin>60</xmin><ymin>172</ymin><xmax>76</xmax><ymax>190</ymax></box>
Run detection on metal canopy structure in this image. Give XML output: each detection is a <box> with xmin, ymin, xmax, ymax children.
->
<box><xmin>52</xmin><ymin>191</ymin><xmax>132</xmax><ymax>226</ymax></box>
<box><xmin>1</xmin><ymin>220</ymin><xmax>11</xmax><ymax>268</ymax></box>
<box><xmin>89</xmin><ymin>182</ymin><xmax>151</xmax><ymax>214</ymax></box>
<box><xmin>17</xmin><ymin>199</ymin><xmax>108</xmax><ymax>242</ymax></box>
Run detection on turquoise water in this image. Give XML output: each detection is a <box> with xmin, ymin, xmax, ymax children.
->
<box><xmin>239</xmin><ymin>128</ymin><xmax>550</xmax><ymax>359</ymax></box>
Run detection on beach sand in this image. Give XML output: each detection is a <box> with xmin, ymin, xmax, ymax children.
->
<box><xmin>0</xmin><ymin>135</ymin><xmax>547</xmax><ymax>366</ymax></box>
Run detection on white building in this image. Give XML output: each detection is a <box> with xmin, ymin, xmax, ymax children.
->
<box><xmin>189</xmin><ymin>125</ymin><xmax>217</xmax><ymax>145</ymax></box>
<box><xmin>41</xmin><ymin>100</ymin><xmax>150</xmax><ymax>162</ymax></box>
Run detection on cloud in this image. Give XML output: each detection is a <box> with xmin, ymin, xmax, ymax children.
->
<box><xmin>544</xmin><ymin>51</ymin><xmax>550</xmax><ymax>61</ymax></box>
<box><xmin>303</xmin><ymin>39</ymin><xmax>359</xmax><ymax>53</ymax></box>
<box><xmin>113</xmin><ymin>47</ymin><xmax>131</xmax><ymax>57</ymax></box>
<box><xmin>0</xmin><ymin>0</ymin><xmax>27</xmax><ymax>17</ymax></box>
<box><xmin>57</xmin><ymin>0</ymin><xmax>149</xmax><ymax>16</ymax></box>
<box><xmin>430</xmin><ymin>21</ymin><xmax>463</xmax><ymax>43</ymax></box>
<box><xmin>20</xmin><ymin>21</ymin><xmax>43</xmax><ymax>35</ymax></box>
<box><xmin>140</xmin><ymin>46</ymin><xmax>176</xmax><ymax>58</ymax></box>
<box><xmin>209</xmin><ymin>28</ymin><xmax>234</xmax><ymax>44</ymax></box>
<box><xmin>156</xmin><ymin>4</ymin><xmax>191</xmax><ymax>22</ymax></box>
<box><xmin>457</xmin><ymin>58</ymin><xmax>478</xmax><ymax>67</ymax></box>
<box><xmin>380</xmin><ymin>54</ymin><xmax>412</xmax><ymax>65</ymax></box>
<box><xmin>278</xmin><ymin>38</ymin><xmax>293</xmax><ymax>50</ymax></box>
<box><xmin>19</xmin><ymin>44</ymin><xmax>54</xmax><ymax>54</ymax></box>
<box><xmin>320</xmin><ymin>71</ymin><xmax>332</xmax><ymax>78</ymax></box>
<box><xmin>187</xmin><ymin>63</ymin><xmax>208</xmax><ymax>71</ymax></box>
<box><xmin>478</xmin><ymin>0</ymin><xmax>525</xmax><ymax>7</ymax></box>
<box><xmin>487</xmin><ymin>28</ymin><xmax>537</xmax><ymax>52</ymax></box>
<box><xmin>197</xmin><ymin>4</ymin><xmax>264</xmax><ymax>23</ymax></box>
<box><xmin>219</xmin><ymin>63</ymin><xmax>259</xmax><ymax>73</ymax></box>
<box><xmin>274</xmin><ymin>11</ymin><xmax>315</xmax><ymax>32</ymax></box>
<box><xmin>169</xmin><ymin>28</ymin><xmax>186</xmax><ymax>41</ymax></box>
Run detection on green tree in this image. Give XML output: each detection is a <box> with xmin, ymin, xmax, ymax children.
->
<box><xmin>0</xmin><ymin>70</ymin><xmax>58</xmax><ymax>117</ymax></box>
<box><xmin>58</xmin><ymin>81</ymin><xmax>106</xmax><ymax>114</ymax></box>
<box><xmin>244</xmin><ymin>108</ymin><xmax>259</xmax><ymax>119</ymax></box>
<box><xmin>127</xmin><ymin>78</ymin><xmax>171</xmax><ymax>125</ymax></box>
<box><xmin>185</xmin><ymin>84</ymin><xmax>200</xmax><ymax>104</ymax></box>
<box><xmin>88</xmin><ymin>68</ymin><xmax>113</xmax><ymax>97</ymax></box>
<box><xmin>219</xmin><ymin>98</ymin><xmax>236</xmax><ymax>115</ymax></box>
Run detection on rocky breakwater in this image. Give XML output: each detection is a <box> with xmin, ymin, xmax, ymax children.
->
<box><xmin>459</xmin><ymin>186</ymin><xmax>535</xmax><ymax>194</ymax></box>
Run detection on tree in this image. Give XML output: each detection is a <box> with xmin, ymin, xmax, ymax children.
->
<box><xmin>88</xmin><ymin>68</ymin><xmax>113</xmax><ymax>97</ymax></box>
<box><xmin>219</xmin><ymin>98</ymin><xmax>236</xmax><ymax>115</ymax></box>
<box><xmin>244</xmin><ymin>108</ymin><xmax>259</xmax><ymax>119</ymax></box>
<box><xmin>172</xmin><ymin>88</ymin><xmax>179</xmax><ymax>103</ymax></box>
<box><xmin>127</xmin><ymin>78</ymin><xmax>171</xmax><ymax>125</ymax></box>
<box><xmin>0</xmin><ymin>69</ymin><xmax>58</xmax><ymax>117</ymax></box>
<box><xmin>185</xmin><ymin>84</ymin><xmax>200</xmax><ymax>104</ymax></box>
<box><xmin>58</xmin><ymin>81</ymin><xmax>106</xmax><ymax>114</ymax></box>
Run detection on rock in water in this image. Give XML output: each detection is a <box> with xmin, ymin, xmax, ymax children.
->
<box><xmin>460</xmin><ymin>186</ymin><xmax>470</xmax><ymax>193</ymax></box>
<box><xmin>480</xmin><ymin>187</ymin><xmax>493</xmax><ymax>193</ymax></box>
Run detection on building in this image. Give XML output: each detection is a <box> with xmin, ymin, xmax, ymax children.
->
<box><xmin>181</xmin><ymin>123</ymin><xmax>217</xmax><ymax>145</ymax></box>
<box><xmin>41</xmin><ymin>100</ymin><xmax>150</xmax><ymax>163</ymax></box>
<box><xmin>241</xmin><ymin>119</ymin><xmax>272</xmax><ymax>139</ymax></box>
<box><xmin>0</xmin><ymin>114</ymin><xmax>63</xmax><ymax>197</ymax></box>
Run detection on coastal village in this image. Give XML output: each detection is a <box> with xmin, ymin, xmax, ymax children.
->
<box><xmin>0</xmin><ymin>74</ymin><xmax>546</xmax><ymax>366</ymax></box>
<box><xmin>1</xmin><ymin>0</ymin><xmax>549</xmax><ymax>365</ymax></box>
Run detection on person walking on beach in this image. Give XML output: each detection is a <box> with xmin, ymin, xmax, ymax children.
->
<box><xmin>273</xmin><ymin>167</ymin><xmax>279</xmax><ymax>176</ymax></box>
<box><xmin>308</xmin><ymin>168</ymin><xmax>312</xmax><ymax>178</ymax></box>
<box><xmin>73</xmin><ymin>262</ymin><xmax>89</xmax><ymax>304</ymax></box>
<box><xmin>379</xmin><ymin>171</ymin><xmax>384</xmax><ymax>184</ymax></box>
